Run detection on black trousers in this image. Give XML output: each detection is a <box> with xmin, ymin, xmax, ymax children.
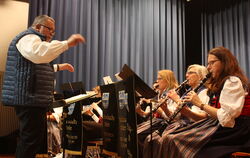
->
<box><xmin>15</xmin><ymin>106</ymin><xmax>47</xmax><ymax>158</ymax></box>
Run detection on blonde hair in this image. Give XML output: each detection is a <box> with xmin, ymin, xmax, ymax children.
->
<box><xmin>158</xmin><ymin>70</ymin><xmax>178</xmax><ymax>89</ymax></box>
<box><xmin>187</xmin><ymin>64</ymin><xmax>208</xmax><ymax>79</ymax></box>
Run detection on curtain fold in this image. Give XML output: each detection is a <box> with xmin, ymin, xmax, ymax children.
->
<box><xmin>29</xmin><ymin>0</ymin><xmax>186</xmax><ymax>90</ymax></box>
<box><xmin>201</xmin><ymin>0</ymin><xmax>250</xmax><ymax>78</ymax></box>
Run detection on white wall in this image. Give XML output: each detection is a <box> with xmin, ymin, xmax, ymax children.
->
<box><xmin>0</xmin><ymin>0</ymin><xmax>29</xmax><ymax>136</ymax></box>
<box><xmin>0</xmin><ymin>0</ymin><xmax>29</xmax><ymax>72</ymax></box>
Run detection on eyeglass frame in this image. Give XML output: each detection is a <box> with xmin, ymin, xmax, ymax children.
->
<box><xmin>207</xmin><ymin>60</ymin><xmax>220</xmax><ymax>67</ymax></box>
<box><xmin>157</xmin><ymin>77</ymin><xmax>163</xmax><ymax>81</ymax></box>
<box><xmin>186</xmin><ymin>71</ymin><xmax>197</xmax><ymax>75</ymax></box>
<box><xmin>39</xmin><ymin>24</ymin><xmax>55</xmax><ymax>34</ymax></box>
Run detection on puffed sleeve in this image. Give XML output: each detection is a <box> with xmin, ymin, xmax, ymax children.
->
<box><xmin>217</xmin><ymin>76</ymin><xmax>245</xmax><ymax>127</ymax></box>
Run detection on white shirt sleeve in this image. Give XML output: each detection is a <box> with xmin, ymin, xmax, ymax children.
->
<box><xmin>191</xmin><ymin>88</ymin><xmax>210</xmax><ymax>113</ymax></box>
<box><xmin>90</xmin><ymin>102</ymin><xmax>103</xmax><ymax>117</ymax></box>
<box><xmin>16</xmin><ymin>34</ymin><xmax>69</xmax><ymax>64</ymax></box>
<box><xmin>52</xmin><ymin>107</ymin><xmax>63</xmax><ymax>123</ymax></box>
<box><xmin>217</xmin><ymin>76</ymin><xmax>245</xmax><ymax>127</ymax></box>
<box><xmin>53</xmin><ymin>64</ymin><xmax>57</xmax><ymax>72</ymax></box>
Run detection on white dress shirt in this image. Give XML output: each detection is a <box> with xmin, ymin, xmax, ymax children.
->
<box><xmin>16</xmin><ymin>34</ymin><xmax>68</xmax><ymax>64</ymax></box>
<box><xmin>17</xmin><ymin>34</ymin><xmax>69</xmax><ymax>122</ymax></box>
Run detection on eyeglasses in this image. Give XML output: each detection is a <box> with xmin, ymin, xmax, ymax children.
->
<box><xmin>40</xmin><ymin>24</ymin><xmax>55</xmax><ymax>34</ymax></box>
<box><xmin>157</xmin><ymin>77</ymin><xmax>163</xmax><ymax>81</ymax></box>
<box><xmin>207</xmin><ymin>60</ymin><xmax>219</xmax><ymax>66</ymax></box>
<box><xmin>186</xmin><ymin>71</ymin><xmax>197</xmax><ymax>75</ymax></box>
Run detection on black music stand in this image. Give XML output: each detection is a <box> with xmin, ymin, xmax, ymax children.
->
<box><xmin>118</xmin><ymin>64</ymin><xmax>157</xmax><ymax>158</ymax></box>
<box><xmin>101</xmin><ymin>76</ymin><xmax>140</xmax><ymax>157</ymax></box>
<box><xmin>59</xmin><ymin>82</ymin><xmax>89</xmax><ymax>158</ymax></box>
<box><xmin>100</xmin><ymin>64</ymin><xmax>157</xmax><ymax>158</ymax></box>
<box><xmin>61</xmin><ymin>82</ymin><xmax>86</xmax><ymax>97</ymax></box>
<box><xmin>118</xmin><ymin>64</ymin><xmax>157</xmax><ymax>99</ymax></box>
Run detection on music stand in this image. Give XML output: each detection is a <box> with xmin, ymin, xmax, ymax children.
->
<box><xmin>101</xmin><ymin>76</ymin><xmax>140</xmax><ymax>157</ymax></box>
<box><xmin>118</xmin><ymin>64</ymin><xmax>157</xmax><ymax>98</ymax></box>
<box><xmin>118</xmin><ymin>64</ymin><xmax>157</xmax><ymax>157</ymax></box>
<box><xmin>59</xmin><ymin>82</ymin><xmax>88</xmax><ymax>158</ymax></box>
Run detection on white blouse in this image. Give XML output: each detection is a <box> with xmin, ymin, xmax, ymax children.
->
<box><xmin>164</xmin><ymin>88</ymin><xmax>210</xmax><ymax>120</ymax></box>
<box><xmin>217</xmin><ymin>76</ymin><xmax>246</xmax><ymax>128</ymax></box>
<box><xmin>191</xmin><ymin>88</ymin><xmax>210</xmax><ymax>113</ymax></box>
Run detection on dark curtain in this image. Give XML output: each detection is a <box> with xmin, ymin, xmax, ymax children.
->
<box><xmin>29</xmin><ymin>0</ymin><xmax>186</xmax><ymax>90</ymax></box>
<box><xmin>201</xmin><ymin>0</ymin><xmax>250</xmax><ymax>78</ymax></box>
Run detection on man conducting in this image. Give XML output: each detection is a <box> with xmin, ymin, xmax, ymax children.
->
<box><xmin>1</xmin><ymin>15</ymin><xmax>85</xmax><ymax>158</ymax></box>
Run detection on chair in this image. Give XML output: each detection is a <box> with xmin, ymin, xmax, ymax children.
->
<box><xmin>231</xmin><ymin>152</ymin><xmax>250</xmax><ymax>158</ymax></box>
<box><xmin>85</xmin><ymin>139</ymin><xmax>103</xmax><ymax>158</ymax></box>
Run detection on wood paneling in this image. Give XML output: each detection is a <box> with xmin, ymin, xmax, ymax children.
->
<box><xmin>0</xmin><ymin>71</ymin><xmax>19</xmax><ymax>137</ymax></box>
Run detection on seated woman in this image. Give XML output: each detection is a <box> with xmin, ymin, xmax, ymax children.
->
<box><xmin>184</xmin><ymin>47</ymin><xmax>250</xmax><ymax>158</ymax></box>
<box><xmin>181</xmin><ymin>46</ymin><xmax>250</xmax><ymax>158</ymax></box>
<box><xmin>167</xmin><ymin>64</ymin><xmax>210</xmax><ymax>122</ymax></box>
<box><xmin>137</xmin><ymin>69</ymin><xmax>179</xmax><ymax>157</ymax></box>
<box><xmin>136</xmin><ymin>81</ymin><xmax>169</xmax><ymax>124</ymax></box>
<box><xmin>142</xmin><ymin>64</ymin><xmax>210</xmax><ymax>158</ymax></box>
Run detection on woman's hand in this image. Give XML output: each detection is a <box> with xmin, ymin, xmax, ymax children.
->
<box><xmin>168</xmin><ymin>89</ymin><xmax>180</xmax><ymax>103</ymax></box>
<box><xmin>183</xmin><ymin>90</ymin><xmax>202</xmax><ymax>107</ymax></box>
<box><xmin>140</xmin><ymin>98</ymin><xmax>151</xmax><ymax>104</ymax></box>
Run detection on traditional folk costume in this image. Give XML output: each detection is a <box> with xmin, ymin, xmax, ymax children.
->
<box><xmin>142</xmin><ymin>86</ymin><xmax>210</xmax><ymax>158</ymax></box>
<box><xmin>143</xmin><ymin>76</ymin><xmax>250</xmax><ymax>158</ymax></box>
<box><xmin>137</xmin><ymin>89</ymin><xmax>173</xmax><ymax>157</ymax></box>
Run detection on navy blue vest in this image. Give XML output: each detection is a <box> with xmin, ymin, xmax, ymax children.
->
<box><xmin>1</xmin><ymin>28</ymin><xmax>55</xmax><ymax>107</ymax></box>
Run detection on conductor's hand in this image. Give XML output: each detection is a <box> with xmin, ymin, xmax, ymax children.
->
<box><xmin>67</xmin><ymin>34</ymin><xmax>86</xmax><ymax>48</ymax></box>
<box><xmin>58</xmin><ymin>63</ymin><xmax>74</xmax><ymax>72</ymax></box>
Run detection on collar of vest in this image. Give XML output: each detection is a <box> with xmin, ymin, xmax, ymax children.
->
<box><xmin>28</xmin><ymin>27</ymin><xmax>46</xmax><ymax>41</ymax></box>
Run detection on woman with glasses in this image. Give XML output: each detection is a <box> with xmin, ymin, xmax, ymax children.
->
<box><xmin>157</xmin><ymin>46</ymin><xmax>250</xmax><ymax>158</ymax></box>
<box><xmin>185</xmin><ymin>46</ymin><xmax>250</xmax><ymax>158</ymax></box>
<box><xmin>142</xmin><ymin>64</ymin><xmax>210</xmax><ymax>158</ymax></box>
<box><xmin>1</xmin><ymin>15</ymin><xmax>85</xmax><ymax>158</ymax></box>
<box><xmin>137</xmin><ymin>69</ymin><xmax>179</xmax><ymax>157</ymax></box>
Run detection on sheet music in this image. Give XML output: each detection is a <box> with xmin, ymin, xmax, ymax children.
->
<box><xmin>103</xmin><ymin>76</ymin><xmax>113</xmax><ymax>84</ymax></box>
<box><xmin>115</xmin><ymin>73</ymin><xmax>123</xmax><ymax>81</ymax></box>
<box><xmin>64</xmin><ymin>92</ymin><xmax>96</xmax><ymax>104</ymax></box>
